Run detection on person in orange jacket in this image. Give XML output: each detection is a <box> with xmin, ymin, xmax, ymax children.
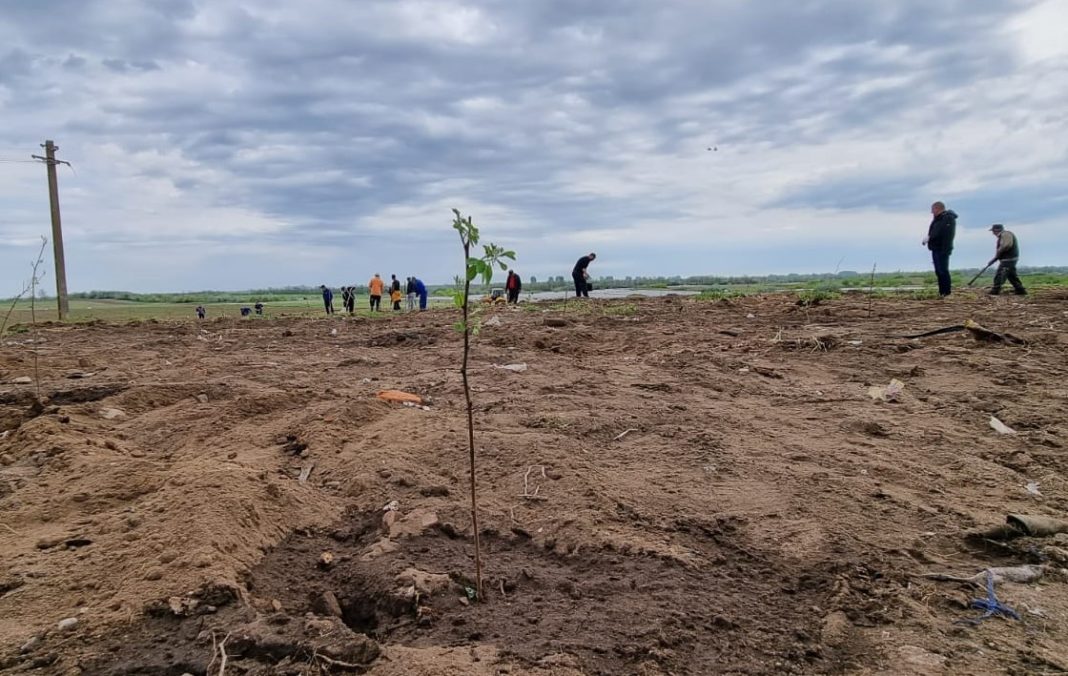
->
<box><xmin>368</xmin><ymin>273</ymin><xmax>385</xmax><ymax>311</ymax></box>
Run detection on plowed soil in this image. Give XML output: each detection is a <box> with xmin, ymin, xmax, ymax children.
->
<box><xmin>2</xmin><ymin>292</ymin><xmax>1068</xmax><ymax>675</ymax></box>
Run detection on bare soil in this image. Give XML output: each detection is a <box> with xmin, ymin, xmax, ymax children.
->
<box><xmin>2</xmin><ymin>292</ymin><xmax>1068</xmax><ymax>675</ymax></box>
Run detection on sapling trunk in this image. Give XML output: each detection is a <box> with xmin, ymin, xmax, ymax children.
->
<box><xmin>459</xmin><ymin>236</ymin><xmax>484</xmax><ymax>601</ymax></box>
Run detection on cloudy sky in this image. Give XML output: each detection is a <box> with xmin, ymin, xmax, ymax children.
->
<box><xmin>1</xmin><ymin>0</ymin><xmax>1066</xmax><ymax>292</ymax></box>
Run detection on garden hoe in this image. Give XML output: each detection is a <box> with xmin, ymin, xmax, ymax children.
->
<box><xmin>967</xmin><ymin>261</ymin><xmax>994</xmax><ymax>287</ymax></box>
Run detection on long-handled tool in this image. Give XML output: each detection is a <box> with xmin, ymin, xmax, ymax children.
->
<box><xmin>967</xmin><ymin>261</ymin><xmax>995</xmax><ymax>287</ymax></box>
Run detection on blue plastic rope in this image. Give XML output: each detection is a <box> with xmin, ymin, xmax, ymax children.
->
<box><xmin>956</xmin><ymin>570</ymin><xmax>1020</xmax><ymax>625</ymax></box>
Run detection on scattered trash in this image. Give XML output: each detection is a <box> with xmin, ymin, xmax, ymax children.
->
<box><xmin>100</xmin><ymin>407</ymin><xmax>127</xmax><ymax>420</ymax></box>
<box><xmin>494</xmin><ymin>363</ymin><xmax>528</xmax><ymax>372</ymax></box>
<box><xmin>11</xmin><ymin>376</ymin><xmax>32</xmax><ymax>385</ymax></box>
<box><xmin>738</xmin><ymin>367</ymin><xmax>750</xmax><ymax>373</ymax></box>
<box><xmin>613</xmin><ymin>428</ymin><xmax>638</xmax><ymax>442</ymax></box>
<box><xmin>746</xmin><ymin>313</ymin><xmax>756</xmax><ymax>319</ymax></box>
<box><xmin>330</xmin><ymin>328</ymin><xmax>338</xmax><ymax>336</ymax></box>
<box><xmin>465</xmin><ymin>586</ymin><xmax>477</xmax><ymax>601</ymax></box>
<box><xmin>1007</xmin><ymin>514</ymin><xmax>1068</xmax><ymax>537</ymax></box>
<box><xmin>377</xmin><ymin>390</ymin><xmax>423</xmax><ymax>405</ymax></box>
<box><xmin>402</xmin><ymin>401</ymin><xmax>432</xmax><ymax>411</ymax></box>
<box><xmin>483</xmin><ymin>316</ymin><xmax>502</xmax><ymax>327</ymax></box>
<box><xmin>298</xmin><ymin>462</ymin><xmax>316</xmax><ymax>484</ymax></box>
<box><xmin>989</xmin><ymin>416</ymin><xmax>1016</xmax><ymax>435</ymax></box>
<box><xmin>967</xmin><ymin>514</ymin><xmax>1068</xmax><ymax>541</ymax></box>
<box><xmin>958</xmin><ymin>570</ymin><xmax>1020</xmax><ymax>625</ymax></box>
<box><xmin>920</xmin><ymin>564</ymin><xmax>1045</xmax><ymax>587</ymax></box>
<box><xmin>868</xmin><ymin>379</ymin><xmax>905</xmax><ymax>402</ymax></box>
<box><xmin>847</xmin><ymin>340</ymin><xmax>863</xmax><ymax>346</ymax></box>
<box><xmin>383</xmin><ymin>500</ymin><xmax>399</xmax><ymax>512</ymax></box>
<box><xmin>1025</xmin><ymin>482</ymin><xmax>1042</xmax><ymax>497</ymax></box>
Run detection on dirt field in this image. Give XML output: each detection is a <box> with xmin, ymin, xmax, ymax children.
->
<box><xmin>2</xmin><ymin>292</ymin><xmax>1068</xmax><ymax>675</ymax></box>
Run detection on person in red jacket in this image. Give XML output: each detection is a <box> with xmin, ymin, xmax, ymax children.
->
<box><xmin>505</xmin><ymin>270</ymin><xmax>522</xmax><ymax>304</ymax></box>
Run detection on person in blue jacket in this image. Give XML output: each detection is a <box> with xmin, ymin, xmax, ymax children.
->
<box><xmin>412</xmin><ymin>278</ymin><xmax>428</xmax><ymax>310</ymax></box>
<box><xmin>320</xmin><ymin>285</ymin><xmax>335</xmax><ymax>314</ymax></box>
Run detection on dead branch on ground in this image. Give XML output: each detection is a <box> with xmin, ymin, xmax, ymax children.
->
<box><xmin>520</xmin><ymin>465</ymin><xmax>548</xmax><ymax>501</ymax></box>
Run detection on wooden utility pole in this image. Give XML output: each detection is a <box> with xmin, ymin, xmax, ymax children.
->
<box><xmin>31</xmin><ymin>140</ymin><xmax>70</xmax><ymax>319</ymax></box>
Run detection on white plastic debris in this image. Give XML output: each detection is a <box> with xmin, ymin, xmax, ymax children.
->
<box><xmin>746</xmin><ymin>313</ymin><xmax>756</xmax><ymax>319</ymax></box>
<box><xmin>383</xmin><ymin>500</ymin><xmax>399</xmax><ymax>512</ymax></box>
<box><xmin>330</xmin><ymin>328</ymin><xmax>338</xmax><ymax>336</ymax></box>
<box><xmin>990</xmin><ymin>416</ymin><xmax>1017</xmax><ymax>435</ymax></box>
<box><xmin>868</xmin><ymin>379</ymin><xmax>905</xmax><ymax>402</ymax></box>
<box><xmin>484</xmin><ymin>316</ymin><xmax>502</xmax><ymax>327</ymax></box>
<box><xmin>1025</xmin><ymin>482</ymin><xmax>1042</xmax><ymax>496</ymax></box>
<box><xmin>494</xmin><ymin>363</ymin><xmax>528</xmax><ymax>372</ymax></box>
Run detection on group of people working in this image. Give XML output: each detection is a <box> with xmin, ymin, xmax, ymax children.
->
<box><xmin>320</xmin><ymin>275</ymin><xmax>428</xmax><ymax>315</ymax></box>
<box><xmin>924</xmin><ymin>202</ymin><xmax>1027</xmax><ymax>297</ymax></box>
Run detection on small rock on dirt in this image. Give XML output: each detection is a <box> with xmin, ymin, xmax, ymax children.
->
<box><xmin>195</xmin><ymin>394</ymin><xmax>209</xmax><ymax>404</ymax></box>
<box><xmin>820</xmin><ymin>611</ymin><xmax>853</xmax><ymax>648</ymax></box>
<box><xmin>311</xmin><ymin>590</ymin><xmax>343</xmax><ymax>618</ymax></box>
<box><xmin>361</xmin><ymin>538</ymin><xmax>399</xmax><ymax>561</ymax></box>
<box><xmin>544</xmin><ymin>318</ymin><xmax>569</xmax><ymax>328</ymax></box>
<box><xmin>388</xmin><ymin>509</ymin><xmax>440</xmax><ymax>539</ymax></box>
<box><xmin>99</xmin><ymin>407</ymin><xmax>127</xmax><ymax>420</ymax></box>
<box><xmin>56</xmin><ymin>617</ymin><xmax>79</xmax><ymax>631</ymax></box>
<box><xmin>396</xmin><ymin>567</ymin><xmax>451</xmax><ymax>596</ymax></box>
<box><xmin>12</xmin><ymin>376</ymin><xmax>32</xmax><ymax>385</ymax></box>
<box><xmin>144</xmin><ymin>568</ymin><xmax>164</xmax><ymax>581</ymax></box>
<box><xmin>304</xmin><ymin>616</ymin><xmax>380</xmax><ymax>665</ymax></box>
<box><xmin>35</xmin><ymin>536</ymin><xmax>65</xmax><ymax>550</ymax></box>
<box><xmin>19</xmin><ymin>636</ymin><xmax>41</xmax><ymax>653</ymax></box>
<box><xmin>318</xmin><ymin>551</ymin><xmax>335</xmax><ymax>569</ymax></box>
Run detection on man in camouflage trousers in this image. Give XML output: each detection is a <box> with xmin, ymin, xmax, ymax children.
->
<box><xmin>987</xmin><ymin>224</ymin><xmax>1027</xmax><ymax>296</ymax></box>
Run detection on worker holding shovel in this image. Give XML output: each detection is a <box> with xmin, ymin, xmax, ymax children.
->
<box><xmin>986</xmin><ymin>224</ymin><xmax>1027</xmax><ymax>296</ymax></box>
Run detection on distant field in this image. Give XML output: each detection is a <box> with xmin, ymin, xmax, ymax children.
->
<box><xmin>3</xmin><ymin>267</ymin><xmax>1067</xmax><ymax>331</ymax></box>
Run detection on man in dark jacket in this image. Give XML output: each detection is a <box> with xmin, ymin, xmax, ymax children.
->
<box><xmin>505</xmin><ymin>270</ymin><xmax>522</xmax><ymax>303</ymax></box>
<box><xmin>923</xmin><ymin>202</ymin><xmax>957</xmax><ymax>297</ymax></box>
<box><xmin>987</xmin><ymin>224</ymin><xmax>1027</xmax><ymax>296</ymax></box>
<box><xmin>406</xmin><ymin>277</ymin><xmax>416</xmax><ymax>311</ymax></box>
<box><xmin>320</xmin><ymin>285</ymin><xmax>335</xmax><ymax>314</ymax></box>
<box><xmin>572</xmin><ymin>253</ymin><xmax>596</xmax><ymax>298</ymax></box>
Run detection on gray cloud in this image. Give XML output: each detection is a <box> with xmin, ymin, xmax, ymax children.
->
<box><xmin>1</xmin><ymin>0</ymin><xmax>1065</xmax><ymax>292</ymax></box>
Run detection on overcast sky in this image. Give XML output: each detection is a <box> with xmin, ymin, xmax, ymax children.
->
<box><xmin>1</xmin><ymin>0</ymin><xmax>1066</xmax><ymax>292</ymax></box>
